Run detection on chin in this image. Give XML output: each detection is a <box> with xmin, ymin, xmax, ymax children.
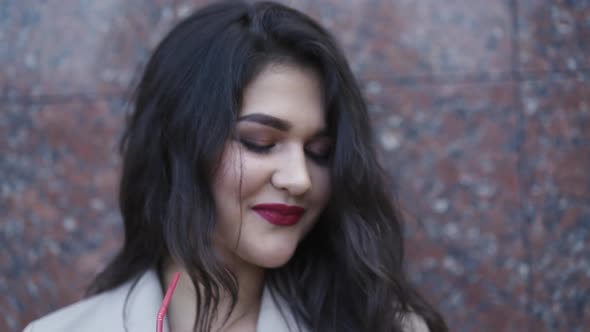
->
<box><xmin>244</xmin><ymin>244</ymin><xmax>298</xmax><ymax>269</ymax></box>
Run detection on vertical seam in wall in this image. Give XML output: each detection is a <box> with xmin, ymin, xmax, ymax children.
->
<box><xmin>509</xmin><ymin>0</ymin><xmax>534</xmax><ymax>331</ymax></box>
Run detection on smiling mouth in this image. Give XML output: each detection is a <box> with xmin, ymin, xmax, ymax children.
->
<box><xmin>252</xmin><ymin>204</ymin><xmax>305</xmax><ymax>226</ymax></box>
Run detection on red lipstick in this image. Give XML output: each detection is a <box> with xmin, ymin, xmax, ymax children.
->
<box><xmin>252</xmin><ymin>204</ymin><xmax>305</xmax><ymax>226</ymax></box>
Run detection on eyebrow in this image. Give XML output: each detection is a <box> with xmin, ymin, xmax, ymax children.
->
<box><xmin>237</xmin><ymin>112</ymin><xmax>330</xmax><ymax>137</ymax></box>
<box><xmin>237</xmin><ymin>113</ymin><xmax>291</xmax><ymax>131</ymax></box>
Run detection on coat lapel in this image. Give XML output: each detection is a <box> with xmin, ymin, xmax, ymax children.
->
<box><xmin>257</xmin><ymin>285</ymin><xmax>308</xmax><ymax>332</ymax></box>
<box><xmin>124</xmin><ymin>270</ymin><xmax>306</xmax><ymax>332</ymax></box>
<box><xmin>126</xmin><ymin>270</ymin><xmax>170</xmax><ymax>332</ymax></box>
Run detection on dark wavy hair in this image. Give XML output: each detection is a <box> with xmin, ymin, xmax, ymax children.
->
<box><xmin>87</xmin><ymin>1</ymin><xmax>447</xmax><ymax>331</ymax></box>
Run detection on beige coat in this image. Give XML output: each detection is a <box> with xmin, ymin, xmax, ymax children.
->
<box><xmin>24</xmin><ymin>270</ymin><xmax>429</xmax><ymax>332</ymax></box>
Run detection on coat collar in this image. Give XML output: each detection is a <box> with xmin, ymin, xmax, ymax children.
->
<box><xmin>256</xmin><ymin>285</ymin><xmax>303</xmax><ymax>332</ymax></box>
<box><xmin>125</xmin><ymin>269</ymin><xmax>306</xmax><ymax>332</ymax></box>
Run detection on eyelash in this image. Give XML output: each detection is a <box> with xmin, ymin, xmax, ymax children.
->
<box><xmin>240</xmin><ymin>140</ymin><xmax>274</xmax><ymax>153</ymax></box>
<box><xmin>239</xmin><ymin>140</ymin><xmax>332</xmax><ymax>165</ymax></box>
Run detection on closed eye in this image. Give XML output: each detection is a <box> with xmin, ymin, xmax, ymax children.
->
<box><xmin>305</xmin><ymin>138</ymin><xmax>333</xmax><ymax>165</ymax></box>
<box><xmin>305</xmin><ymin>148</ymin><xmax>332</xmax><ymax>165</ymax></box>
<box><xmin>240</xmin><ymin>139</ymin><xmax>275</xmax><ymax>154</ymax></box>
<box><xmin>240</xmin><ymin>138</ymin><xmax>332</xmax><ymax>165</ymax></box>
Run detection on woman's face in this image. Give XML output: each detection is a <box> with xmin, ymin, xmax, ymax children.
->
<box><xmin>212</xmin><ymin>63</ymin><xmax>331</xmax><ymax>269</ymax></box>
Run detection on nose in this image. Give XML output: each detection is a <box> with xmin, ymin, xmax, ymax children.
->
<box><xmin>271</xmin><ymin>146</ymin><xmax>312</xmax><ymax>196</ymax></box>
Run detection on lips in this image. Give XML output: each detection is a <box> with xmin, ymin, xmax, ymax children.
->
<box><xmin>252</xmin><ymin>203</ymin><xmax>305</xmax><ymax>226</ymax></box>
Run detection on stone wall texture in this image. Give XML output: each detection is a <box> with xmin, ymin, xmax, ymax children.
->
<box><xmin>1</xmin><ymin>0</ymin><xmax>589</xmax><ymax>331</ymax></box>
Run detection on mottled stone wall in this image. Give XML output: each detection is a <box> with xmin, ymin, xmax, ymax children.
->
<box><xmin>1</xmin><ymin>0</ymin><xmax>589</xmax><ymax>331</ymax></box>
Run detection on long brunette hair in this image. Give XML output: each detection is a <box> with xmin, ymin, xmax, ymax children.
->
<box><xmin>88</xmin><ymin>1</ymin><xmax>447</xmax><ymax>331</ymax></box>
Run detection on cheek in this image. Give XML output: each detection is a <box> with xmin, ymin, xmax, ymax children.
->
<box><xmin>238</xmin><ymin>156</ymin><xmax>273</xmax><ymax>198</ymax></box>
<box><xmin>310</xmin><ymin>167</ymin><xmax>331</xmax><ymax>206</ymax></box>
<box><xmin>213</xmin><ymin>146</ymin><xmax>240</xmax><ymax>196</ymax></box>
<box><xmin>213</xmin><ymin>144</ymin><xmax>270</xmax><ymax>201</ymax></box>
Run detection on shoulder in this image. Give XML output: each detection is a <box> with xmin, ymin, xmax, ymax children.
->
<box><xmin>401</xmin><ymin>312</ymin><xmax>430</xmax><ymax>332</ymax></box>
<box><xmin>23</xmin><ymin>283</ymin><xmax>130</xmax><ymax>332</ymax></box>
<box><xmin>23</xmin><ymin>270</ymin><xmax>162</xmax><ymax>332</ymax></box>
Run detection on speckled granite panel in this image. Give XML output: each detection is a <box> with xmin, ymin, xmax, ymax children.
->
<box><xmin>0</xmin><ymin>0</ymin><xmax>181</xmax><ymax>99</ymax></box>
<box><xmin>367</xmin><ymin>82</ymin><xmax>530</xmax><ymax>332</ymax></box>
<box><xmin>354</xmin><ymin>0</ymin><xmax>513</xmax><ymax>81</ymax></box>
<box><xmin>281</xmin><ymin>0</ymin><xmax>513</xmax><ymax>80</ymax></box>
<box><xmin>521</xmin><ymin>77</ymin><xmax>590</xmax><ymax>332</ymax></box>
<box><xmin>517</xmin><ymin>0</ymin><xmax>590</xmax><ymax>73</ymax></box>
<box><xmin>1</xmin><ymin>0</ymin><xmax>515</xmax><ymax>101</ymax></box>
<box><xmin>0</xmin><ymin>99</ymin><xmax>124</xmax><ymax>331</ymax></box>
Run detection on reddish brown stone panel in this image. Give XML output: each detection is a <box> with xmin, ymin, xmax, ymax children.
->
<box><xmin>0</xmin><ymin>0</ymin><xmax>181</xmax><ymax>99</ymax></box>
<box><xmin>0</xmin><ymin>0</ymin><xmax>514</xmax><ymax>100</ymax></box>
<box><xmin>354</xmin><ymin>0</ymin><xmax>513</xmax><ymax>81</ymax></box>
<box><xmin>290</xmin><ymin>0</ymin><xmax>514</xmax><ymax>80</ymax></box>
<box><xmin>517</xmin><ymin>0</ymin><xmax>590</xmax><ymax>73</ymax></box>
<box><xmin>368</xmin><ymin>81</ymin><xmax>531</xmax><ymax>332</ymax></box>
<box><xmin>0</xmin><ymin>99</ymin><xmax>124</xmax><ymax>331</ymax></box>
<box><xmin>521</xmin><ymin>77</ymin><xmax>590</xmax><ymax>332</ymax></box>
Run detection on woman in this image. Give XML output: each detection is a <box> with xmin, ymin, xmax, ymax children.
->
<box><xmin>25</xmin><ymin>1</ymin><xmax>447</xmax><ymax>331</ymax></box>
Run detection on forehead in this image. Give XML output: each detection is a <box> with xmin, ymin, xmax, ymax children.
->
<box><xmin>239</xmin><ymin>64</ymin><xmax>326</xmax><ymax>133</ymax></box>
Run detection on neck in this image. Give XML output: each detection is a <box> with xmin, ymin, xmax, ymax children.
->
<box><xmin>160</xmin><ymin>259</ymin><xmax>265</xmax><ymax>332</ymax></box>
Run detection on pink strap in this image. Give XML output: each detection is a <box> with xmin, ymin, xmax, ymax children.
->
<box><xmin>156</xmin><ymin>272</ymin><xmax>181</xmax><ymax>332</ymax></box>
